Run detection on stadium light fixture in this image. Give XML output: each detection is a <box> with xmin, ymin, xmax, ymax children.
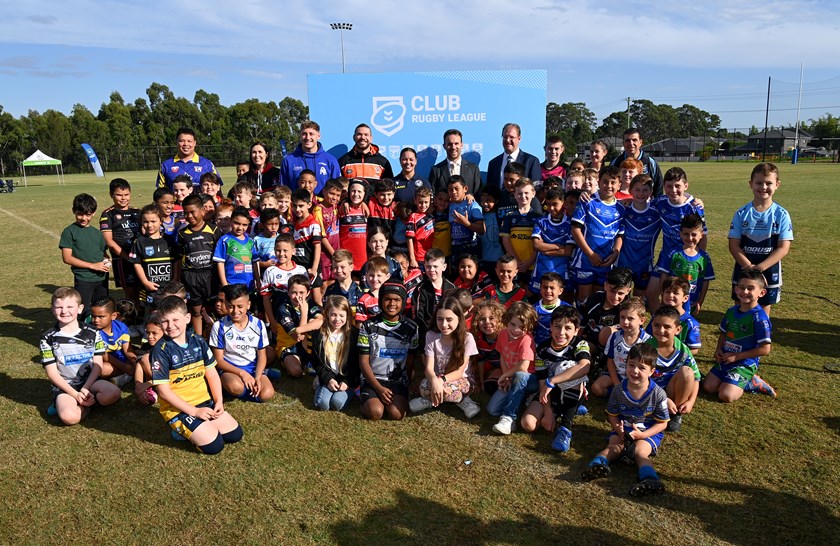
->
<box><xmin>330</xmin><ymin>23</ymin><xmax>353</xmax><ymax>73</ymax></box>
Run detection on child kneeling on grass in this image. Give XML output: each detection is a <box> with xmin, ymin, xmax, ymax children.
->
<box><xmin>409</xmin><ymin>295</ymin><xmax>481</xmax><ymax>418</ymax></box>
<box><xmin>210</xmin><ymin>284</ymin><xmax>275</xmax><ymax>403</ymax></box>
<box><xmin>40</xmin><ymin>287</ymin><xmax>121</xmax><ymax>425</ymax></box>
<box><xmin>151</xmin><ymin>296</ymin><xmax>243</xmax><ymax>454</ymax></box>
<box><xmin>582</xmin><ymin>343</ymin><xmax>669</xmax><ymax>497</ymax></box>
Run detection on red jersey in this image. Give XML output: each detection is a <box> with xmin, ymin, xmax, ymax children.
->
<box><xmin>338</xmin><ymin>205</ymin><xmax>368</xmax><ymax>270</ymax></box>
<box><xmin>405</xmin><ymin>212</ymin><xmax>435</xmax><ymax>264</ymax></box>
<box><xmin>454</xmin><ymin>271</ymin><xmax>497</xmax><ymax>302</ymax></box>
<box><xmin>293</xmin><ymin>213</ymin><xmax>322</xmax><ymax>269</ymax></box>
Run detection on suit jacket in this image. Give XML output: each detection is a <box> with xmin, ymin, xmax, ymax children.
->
<box><xmin>486</xmin><ymin>149</ymin><xmax>542</xmax><ymax>189</ymax></box>
<box><xmin>428</xmin><ymin>158</ymin><xmax>482</xmax><ymax>196</ymax></box>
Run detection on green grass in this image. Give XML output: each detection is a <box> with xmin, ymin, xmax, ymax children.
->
<box><xmin>1</xmin><ymin>163</ymin><xmax>838</xmax><ymax>545</ymax></box>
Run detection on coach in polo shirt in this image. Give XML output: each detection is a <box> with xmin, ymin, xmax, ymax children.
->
<box><xmin>611</xmin><ymin>127</ymin><xmax>663</xmax><ymax>197</ymax></box>
<box><xmin>428</xmin><ymin>128</ymin><xmax>482</xmax><ymax>196</ymax></box>
<box><xmin>486</xmin><ymin>123</ymin><xmax>542</xmax><ymax>189</ymax></box>
<box><xmin>156</xmin><ymin>127</ymin><xmax>221</xmax><ymax>190</ymax></box>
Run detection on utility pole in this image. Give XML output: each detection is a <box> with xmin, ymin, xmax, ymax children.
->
<box><xmin>626</xmin><ymin>97</ymin><xmax>631</xmax><ymax>129</ymax></box>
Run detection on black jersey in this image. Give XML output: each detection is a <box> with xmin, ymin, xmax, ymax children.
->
<box><xmin>128</xmin><ymin>235</ymin><xmax>174</xmax><ymax>286</ymax></box>
<box><xmin>177</xmin><ymin>222</ymin><xmax>221</xmax><ymax>271</ymax></box>
<box><xmin>99</xmin><ymin>206</ymin><xmax>141</xmax><ymax>251</ymax></box>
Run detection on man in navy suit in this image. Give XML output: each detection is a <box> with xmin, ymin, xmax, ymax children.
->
<box><xmin>486</xmin><ymin>123</ymin><xmax>542</xmax><ymax>189</ymax></box>
<box><xmin>428</xmin><ymin>129</ymin><xmax>482</xmax><ymax>196</ymax></box>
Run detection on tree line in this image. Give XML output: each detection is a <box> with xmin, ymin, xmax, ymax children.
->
<box><xmin>2</xmin><ymin>82</ymin><xmax>836</xmax><ymax>177</ymax></box>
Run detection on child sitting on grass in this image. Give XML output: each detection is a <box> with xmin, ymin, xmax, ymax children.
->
<box><xmin>581</xmin><ymin>343</ymin><xmax>669</xmax><ymax>497</ymax></box>
<box><xmin>133</xmin><ymin>312</ymin><xmax>164</xmax><ymax>406</ymax></box>
<box><xmin>591</xmin><ymin>296</ymin><xmax>650</xmax><ymax>398</ymax></box>
<box><xmin>311</xmin><ymin>296</ymin><xmax>359</xmax><ymax>411</ymax></box>
<box><xmin>89</xmin><ymin>296</ymin><xmax>136</xmax><ymax>387</ymax></box>
<box><xmin>151</xmin><ymin>295</ymin><xmax>243</xmax><ymax>454</ymax></box>
<box><xmin>473</xmin><ymin>300</ymin><xmax>505</xmax><ymax>395</ymax></box>
<box><xmin>40</xmin><ymin>287</ymin><xmax>121</xmax><ymax>425</ymax></box>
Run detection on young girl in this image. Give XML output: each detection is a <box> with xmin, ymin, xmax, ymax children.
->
<box><xmin>409</xmin><ymin>296</ymin><xmax>480</xmax><ymax>418</ymax></box>
<box><xmin>486</xmin><ymin>301</ymin><xmax>538</xmax><ymax>435</ymax></box>
<box><xmin>473</xmin><ymin>300</ymin><xmax>505</xmax><ymax>395</ymax></box>
<box><xmin>274</xmin><ymin>186</ymin><xmax>294</xmax><ymax>233</ymax></box>
<box><xmin>128</xmin><ymin>204</ymin><xmax>175</xmax><ymax>314</ymax></box>
<box><xmin>454</xmin><ymin>254</ymin><xmax>497</xmax><ymax>303</ymax></box>
<box><xmin>338</xmin><ymin>179</ymin><xmax>369</xmax><ymax>272</ymax></box>
<box><xmin>360</xmin><ymin>226</ymin><xmax>402</xmax><ymax>284</ymax></box>
<box><xmin>134</xmin><ymin>312</ymin><xmax>164</xmax><ymax>406</ymax></box>
<box><xmin>310</xmin><ymin>296</ymin><xmax>359</xmax><ymax>411</ymax></box>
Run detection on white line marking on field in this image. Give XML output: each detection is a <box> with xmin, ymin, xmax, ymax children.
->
<box><xmin>0</xmin><ymin>207</ymin><xmax>60</xmax><ymax>240</ymax></box>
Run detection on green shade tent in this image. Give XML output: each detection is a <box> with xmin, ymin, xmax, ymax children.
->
<box><xmin>21</xmin><ymin>150</ymin><xmax>65</xmax><ymax>187</ymax></box>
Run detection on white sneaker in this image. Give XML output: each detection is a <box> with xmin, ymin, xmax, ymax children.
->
<box><xmin>492</xmin><ymin>415</ymin><xmax>516</xmax><ymax>435</ymax></box>
<box><xmin>409</xmin><ymin>397</ymin><xmax>433</xmax><ymax>413</ymax></box>
<box><xmin>457</xmin><ymin>396</ymin><xmax>481</xmax><ymax>419</ymax></box>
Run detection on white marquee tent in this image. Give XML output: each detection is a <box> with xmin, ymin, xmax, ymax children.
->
<box><xmin>21</xmin><ymin>150</ymin><xmax>65</xmax><ymax>187</ymax></box>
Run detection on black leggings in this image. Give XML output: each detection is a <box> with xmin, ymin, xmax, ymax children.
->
<box><xmin>75</xmin><ymin>278</ymin><xmax>109</xmax><ymax>319</ymax></box>
<box><xmin>550</xmin><ymin>386</ymin><xmax>584</xmax><ymax>429</ymax></box>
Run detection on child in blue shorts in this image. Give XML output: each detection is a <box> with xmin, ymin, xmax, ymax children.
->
<box><xmin>582</xmin><ymin>343</ymin><xmax>669</xmax><ymax>497</ymax></box>
<box><xmin>617</xmin><ymin>174</ymin><xmax>660</xmax><ymax>300</ymax></box>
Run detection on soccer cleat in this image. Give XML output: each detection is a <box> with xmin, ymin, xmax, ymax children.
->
<box><xmin>46</xmin><ymin>403</ymin><xmax>57</xmax><ymax>417</ymax></box>
<box><xmin>492</xmin><ymin>415</ymin><xmax>516</xmax><ymax>435</ymax></box>
<box><xmin>576</xmin><ymin>405</ymin><xmax>589</xmax><ymax>416</ymax></box>
<box><xmin>629</xmin><ymin>477</ymin><xmax>666</xmax><ymax>497</ymax></box>
<box><xmin>409</xmin><ymin>397</ymin><xmax>433</xmax><ymax>413</ymax></box>
<box><xmin>745</xmin><ymin>375</ymin><xmax>777</xmax><ymax>398</ymax></box>
<box><xmin>265</xmin><ymin>368</ymin><xmax>282</xmax><ymax>381</ymax></box>
<box><xmin>667</xmin><ymin>413</ymin><xmax>683</xmax><ymax>433</ymax></box>
<box><xmin>551</xmin><ymin>426</ymin><xmax>572</xmax><ymax>452</ymax></box>
<box><xmin>456</xmin><ymin>396</ymin><xmax>481</xmax><ymax>419</ymax></box>
<box><xmin>581</xmin><ymin>462</ymin><xmax>611</xmax><ymax>482</ymax></box>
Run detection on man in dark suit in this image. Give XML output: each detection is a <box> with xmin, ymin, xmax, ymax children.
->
<box><xmin>486</xmin><ymin>123</ymin><xmax>542</xmax><ymax>189</ymax></box>
<box><xmin>428</xmin><ymin>129</ymin><xmax>482</xmax><ymax>196</ymax></box>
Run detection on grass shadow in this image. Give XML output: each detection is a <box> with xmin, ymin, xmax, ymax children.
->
<box><xmin>35</xmin><ymin>283</ymin><xmax>63</xmax><ymax>296</ymax></box>
<box><xmin>822</xmin><ymin>416</ymin><xmax>840</xmax><ymax>437</ymax></box>
<box><xmin>664</xmin><ymin>475</ymin><xmax>840</xmax><ymax>545</ymax></box>
<box><xmin>2</xmin><ymin>304</ymin><xmax>53</xmax><ymax>345</ymax></box>
<box><xmin>770</xmin><ymin>317</ymin><xmax>840</xmax><ymax>359</ymax></box>
<box><xmin>329</xmin><ymin>489</ymin><xmax>647</xmax><ymax>546</ymax></box>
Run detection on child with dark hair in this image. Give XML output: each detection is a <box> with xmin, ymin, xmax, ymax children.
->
<box><xmin>658</xmin><ymin>212</ymin><xmax>714</xmax><ymax>313</ymax></box>
<box><xmin>367</xmin><ymin>178</ymin><xmax>397</xmax><ymax>234</ymax></box>
<box><xmin>213</xmin><ymin>206</ymin><xmax>256</xmax><ymax>290</ymax></box>
<box><xmin>128</xmin><ymin>205</ymin><xmax>175</xmax><ymax>313</ymax></box>
<box><xmin>100</xmin><ymin>178</ymin><xmax>141</xmax><ymax>305</ymax></box>
<box><xmin>60</xmin><ymin>193</ymin><xmax>110</xmax><ymax>319</ymax></box>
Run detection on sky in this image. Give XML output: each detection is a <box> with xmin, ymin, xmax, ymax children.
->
<box><xmin>3</xmin><ymin>0</ymin><xmax>840</xmax><ymax>132</ymax></box>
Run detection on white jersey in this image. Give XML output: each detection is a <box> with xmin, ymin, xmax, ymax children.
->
<box><xmin>605</xmin><ymin>328</ymin><xmax>651</xmax><ymax>379</ymax></box>
<box><xmin>209</xmin><ymin>314</ymin><xmax>269</xmax><ymax>370</ymax></box>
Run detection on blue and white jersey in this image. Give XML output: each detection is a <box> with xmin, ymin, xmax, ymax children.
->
<box><xmin>607</xmin><ymin>380</ymin><xmax>669</xmax><ymax>431</ymax></box>
<box><xmin>728</xmin><ymin>202</ymin><xmax>793</xmax><ymax>288</ymax></box>
<box><xmin>606</xmin><ymin>328</ymin><xmax>652</xmax><ymax>379</ymax></box>
<box><xmin>652</xmin><ymin>195</ymin><xmax>705</xmax><ymax>267</ymax></box>
<box><xmin>571</xmin><ymin>198</ymin><xmax>624</xmax><ymax>267</ymax></box>
<box><xmin>532</xmin><ymin>215</ymin><xmax>573</xmax><ymax>279</ymax></box>
<box><xmin>209</xmin><ymin>314</ymin><xmax>269</xmax><ymax>373</ymax></box>
<box><xmin>533</xmin><ymin>300</ymin><xmax>572</xmax><ymax>346</ymax></box>
<box><xmin>617</xmin><ymin>203</ymin><xmax>660</xmax><ymax>272</ymax></box>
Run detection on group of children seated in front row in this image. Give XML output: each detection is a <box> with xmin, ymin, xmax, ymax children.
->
<box><xmin>43</xmin><ymin>159</ymin><xmax>792</xmax><ymax>497</ymax></box>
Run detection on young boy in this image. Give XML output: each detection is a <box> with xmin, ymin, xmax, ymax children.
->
<box><xmin>60</xmin><ymin>193</ymin><xmax>110</xmax><ymax>319</ymax></box>
<box><xmin>178</xmin><ymin>194</ymin><xmax>222</xmax><ymax>336</ymax></box>
<box><xmin>728</xmin><ymin>162</ymin><xmax>793</xmax><ymax>318</ymax></box>
<box><xmin>338</xmin><ymin>179</ymin><xmax>369</xmax><ymax>273</ymax></box>
<box><xmin>564</xmin><ymin>170</ymin><xmax>585</xmax><ymax>191</ymax></box>
<box><xmin>324</xmin><ymin>249</ymin><xmax>364</xmax><ymax>314</ymax></box>
<box><xmin>200</xmin><ymin>172</ymin><xmax>223</xmax><ymax>205</ymax></box>
<box><xmin>412</xmin><ymin>249</ymin><xmax>456</xmax><ymax>341</ymax></box>
<box><xmin>313</xmin><ymin>179</ymin><xmax>343</xmax><ymax>281</ymax></box>
<box><xmin>500</xmin><ymin>178</ymin><xmax>541</xmax><ymax>283</ymax></box>
<box><xmin>213</xmin><ymin>206</ymin><xmax>255</xmax><ymax>290</ymax></box>
<box><xmin>215</xmin><ymin>200</ymin><xmax>234</xmax><ymax>234</ymax></box>
<box><xmin>645</xmin><ymin>305</ymin><xmax>701</xmax><ymax>432</ymax></box>
<box><xmin>448</xmin><ymin>175</ymin><xmax>485</xmax><ymax>262</ymax></box>
<box><xmin>260</xmin><ymin>233</ymin><xmax>308</xmax><ymax>330</ymax></box>
<box><xmin>99</xmin><ymin>178</ymin><xmax>141</xmax><ymax>304</ymax></box>
<box><xmin>297</xmin><ymin>169</ymin><xmax>319</xmax><ymax>201</ymax></box>
<box><xmin>479</xmin><ymin>185</ymin><xmax>503</xmax><ymax>275</ymax></box>
<box><xmin>233</xmin><ymin>181</ymin><xmax>258</xmax><ymax>220</ymax></box>
<box><xmin>580</xmin><ymin>267</ymin><xmax>633</xmax><ymax>363</ymax></box>
<box><xmin>560</xmin><ymin>189</ymin><xmax>582</xmax><ymax>304</ymax></box>
<box><xmin>40</xmin><ymin>287</ymin><xmax>120</xmax><ymax>425</ymax></box>
<box><xmin>647</xmin><ymin>167</ymin><xmax>706</xmax><ymax>310</ymax></box>
<box><xmin>617</xmin><ymin>174</ymin><xmax>661</xmax><ymax>299</ymax></box>
<box><xmin>571</xmin><ymin>165</ymin><xmax>625</xmax><ymax>304</ymax></box>
<box><xmin>128</xmin><ymin>205</ymin><xmax>175</xmax><ymax>312</ymax></box>
<box><xmin>523</xmin><ymin>306</ymin><xmax>590</xmax><ymax>453</ymax></box>
<box><xmin>405</xmin><ymin>186</ymin><xmax>435</xmax><ymax>269</ymax></box>
<box><xmin>368</xmin><ymin>178</ymin><xmax>397</xmax><ymax>234</ymax></box>
<box><xmin>581</xmin><ymin>168</ymin><xmax>599</xmax><ymax>197</ymax></box>
<box><xmin>431</xmin><ymin>188</ymin><xmax>452</xmax><ymax>260</ymax></box>
<box><xmin>617</xmin><ymin>157</ymin><xmax>643</xmax><ymax>200</ymax></box>
<box><xmin>358</xmin><ymin>280</ymin><xmax>419</xmax><ymax>421</ymax></box>
<box><xmin>172</xmin><ymin>175</ymin><xmax>194</xmax><ymax>206</ymax></box>
<box><xmin>530</xmin><ymin>189</ymin><xmax>574</xmax><ymax>295</ymax></box>
<box><xmin>356</xmin><ymin>257</ymin><xmax>392</xmax><ymax>324</ymax></box>
<box><xmin>151</xmin><ymin>295</ymin><xmax>243</xmax><ymax>453</ymax></box>
<box><xmin>153</xmin><ymin>187</ymin><xmax>182</xmax><ymax>238</ymax></box>
<box><xmin>210</xmin><ymin>284</ymin><xmax>274</xmax><ymax>402</ymax></box>
<box><xmin>494</xmin><ymin>254</ymin><xmax>528</xmax><ymax>308</ymax></box>
<box><xmin>533</xmin><ymin>272</ymin><xmax>570</xmax><ymax>346</ymax></box>
<box><xmin>271</xmin><ymin>274</ymin><xmax>323</xmax><ymax>378</ymax></box>
<box><xmin>496</xmin><ymin>162</ymin><xmax>526</xmax><ymax>221</ymax></box>
<box><xmin>659</xmin><ymin>213</ymin><xmax>714</xmax><ymax>313</ymax></box>
<box><xmin>581</xmin><ymin>343</ymin><xmax>669</xmax><ymax>497</ymax></box>
<box><xmin>654</xmin><ymin>276</ymin><xmax>701</xmax><ymax>355</ymax></box>
<box><xmin>705</xmin><ymin>269</ymin><xmax>775</xmax><ymax>401</ymax></box>
<box><xmin>253</xmin><ymin>207</ymin><xmax>281</xmax><ymax>273</ymax></box>
<box><xmin>592</xmin><ymin>297</ymin><xmax>650</xmax><ymax>397</ymax></box>
<box><xmin>89</xmin><ymin>296</ymin><xmax>136</xmax><ymax>385</ymax></box>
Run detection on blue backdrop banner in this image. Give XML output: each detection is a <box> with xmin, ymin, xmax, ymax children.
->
<box><xmin>81</xmin><ymin>143</ymin><xmax>105</xmax><ymax>178</ymax></box>
<box><xmin>307</xmin><ymin>70</ymin><xmax>547</xmax><ymax>180</ymax></box>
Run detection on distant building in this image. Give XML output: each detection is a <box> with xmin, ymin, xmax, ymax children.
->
<box><xmin>735</xmin><ymin>128</ymin><xmax>813</xmax><ymax>155</ymax></box>
<box><xmin>642</xmin><ymin>137</ymin><xmax>723</xmax><ymax>159</ymax></box>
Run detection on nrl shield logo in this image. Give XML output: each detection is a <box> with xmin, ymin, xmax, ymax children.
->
<box><xmin>371</xmin><ymin>96</ymin><xmax>406</xmax><ymax>137</ymax></box>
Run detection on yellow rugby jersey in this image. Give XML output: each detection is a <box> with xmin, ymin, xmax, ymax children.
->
<box><xmin>500</xmin><ymin>210</ymin><xmax>542</xmax><ymax>268</ymax></box>
<box><xmin>150</xmin><ymin>334</ymin><xmax>215</xmax><ymax>421</ymax></box>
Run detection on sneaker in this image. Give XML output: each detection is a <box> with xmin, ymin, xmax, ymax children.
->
<box><xmin>409</xmin><ymin>397</ymin><xmax>433</xmax><ymax>413</ymax></box>
<box><xmin>111</xmin><ymin>374</ymin><xmax>133</xmax><ymax>389</ymax></box>
<box><xmin>171</xmin><ymin>429</ymin><xmax>187</xmax><ymax>442</ymax></box>
<box><xmin>551</xmin><ymin>426</ymin><xmax>572</xmax><ymax>452</ymax></box>
<box><xmin>456</xmin><ymin>396</ymin><xmax>481</xmax><ymax>419</ymax></box>
<box><xmin>304</xmin><ymin>362</ymin><xmax>317</xmax><ymax>376</ymax></box>
<box><xmin>581</xmin><ymin>462</ymin><xmax>611</xmax><ymax>482</ymax></box>
<box><xmin>667</xmin><ymin>413</ymin><xmax>683</xmax><ymax>433</ymax></box>
<box><xmin>144</xmin><ymin>387</ymin><xmax>158</xmax><ymax>405</ymax></box>
<box><xmin>629</xmin><ymin>477</ymin><xmax>665</xmax><ymax>497</ymax></box>
<box><xmin>745</xmin><ymin>374</ymin><xmax>777</xmax><ymax>398</ymax></box>
<box><xmin>46</xmin><ymin>403</ymin><xmax>57</xmax><ymax>417</ymax></box>
<box><xmin>576</xmin><ymin>405</ymin><xmax>589</xmax><ymax>416</ymax></box>
<box><xmin>619</xmin><ymin>439</ymin><xmax>637</xmax><ymax>465</ymax></box>
<box><xmin>265</xmin><ymin>368</ymin><xmax>282</xmax><ymax>381</ymax></box>
<box><xmin>492</xmin><ymin>415</ymin><xmax>516</xmax><ymax>435</ymax></box>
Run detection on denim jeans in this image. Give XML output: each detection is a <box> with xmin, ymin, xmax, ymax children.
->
<box><xmin>485</xmin><ymin>372</ymin><xmax>538</xmax><ymax>419</ymax></box>
<box><xmin>314</xmin><ymin>383</ymin><xmax>354</xmax><ymax>411</ymax></box>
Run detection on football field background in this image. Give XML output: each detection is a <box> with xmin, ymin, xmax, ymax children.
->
<box><xmin>0</xmin><ymin>162</ymin><xmax>838</xmax><ymax>545</ymax></box>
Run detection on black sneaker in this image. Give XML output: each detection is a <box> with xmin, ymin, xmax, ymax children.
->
<box><xmin>581</xmin><ymin>463</ymin><xmax>611</xmax><ymax>482</ymax></box>
<box><xmin>629</xmin><ymin>477</ymin><xmax>665</xmax><ymax>497</ymax></box>
<box><xmin>667</xmin><ymin>413</ymin><xmax>682</xmax><ymax>433</ymax></box>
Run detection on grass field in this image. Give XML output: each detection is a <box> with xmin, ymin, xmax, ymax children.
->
<box><xmin>1</xmin><ymin>163</ymin><xmax>838</xmax><ymax>545</ymax></box>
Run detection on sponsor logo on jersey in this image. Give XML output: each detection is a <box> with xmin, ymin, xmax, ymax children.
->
<box><xmin>144</xmin><ymin>246</ymin><xmax>155</xmax><ymax>256</ymax></box>
<box><xmin>171</xmin><ymin>166</ymin><xmax>179</xmax><ymax>173</ymax></box>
